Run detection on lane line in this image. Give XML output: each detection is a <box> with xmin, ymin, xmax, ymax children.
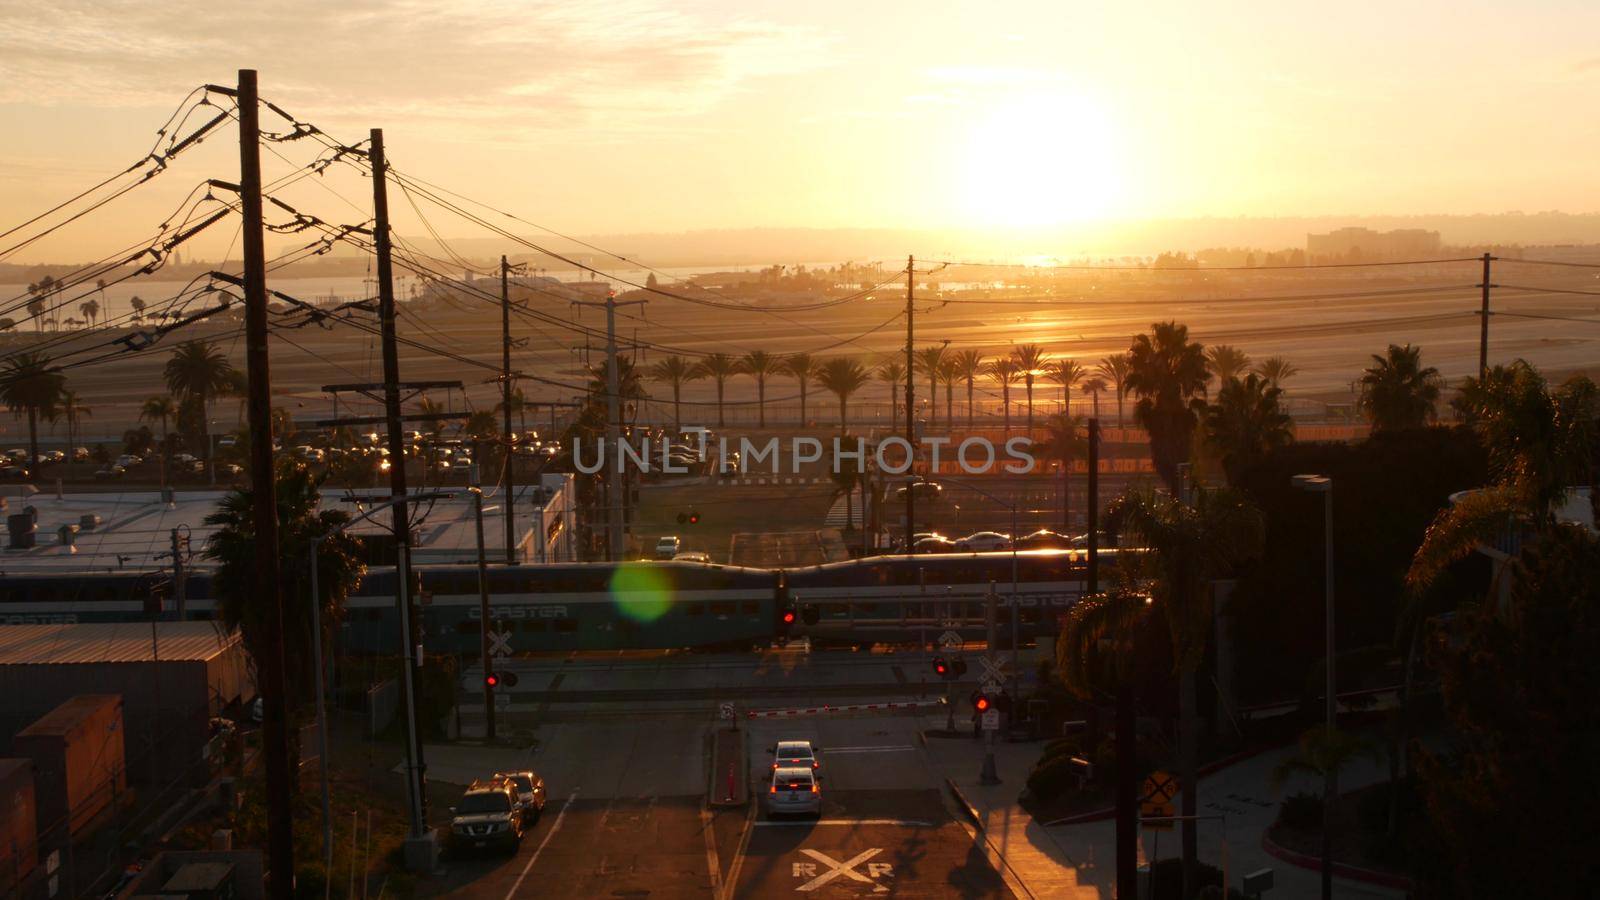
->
<box><xmin>755</xmin><ymin>818</ymin><xmax>934</xmax><ymax>827</ymax></box>
<box><xmin>699</xmin><ymin>805</ymin><xmax>723</xmax><ymax>898</ymax></box>
<box><xmin>502</xmin><ymin>790</ymin><xmax>577</xmax><ymax>900</ymax></box>
<box><xmin>720</xmin><ymin>797</ymin><xmax>757</xmax><ymax>900</ymax></box>
<box><xmin>824</xmin><ymin>745</ymin><xmax>917</xmax><ymax>754</ymax></box>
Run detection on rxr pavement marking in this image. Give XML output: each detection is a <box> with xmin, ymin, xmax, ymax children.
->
<box><xmin>793</xmin><ymin>848</ymin><xmax>893</xmax><ymax>893</ymax></box>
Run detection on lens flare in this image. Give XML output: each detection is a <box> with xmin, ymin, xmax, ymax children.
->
<box><xmin>609</xmin><ymin>563</ymin><xmax>673</xmax><ymax>623</ymax></box>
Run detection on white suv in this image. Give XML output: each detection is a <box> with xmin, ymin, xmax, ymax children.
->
<box><xmin>654</xmin><ymin>536</ymin><xmax>682</xmax><ymax>559</ymax></box>
<box><xmin>768</xmin><ymin>767</ymin><xmax>822</xmax><ymax>817</ymax></box>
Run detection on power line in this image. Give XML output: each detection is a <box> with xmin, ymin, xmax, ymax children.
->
<box><xmin>926</xmin><ymin>256</ymin><xmax>1484</xmax><ymax>272</ymax></box>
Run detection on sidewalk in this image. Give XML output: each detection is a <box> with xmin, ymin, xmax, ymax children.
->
<box><xmin>919</xmin><ymin>716</ymin><xmax>1104</xmax><ymax>898</ymax></box>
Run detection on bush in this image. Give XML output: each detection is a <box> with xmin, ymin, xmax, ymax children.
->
<box><xmin>1148</xmin><ymin>858</ymin><xmax>1246</xmax><ymax>899</ymax></box>
<box><xmin>1276</xmin><ymin>791</ymin><xmax>1323</xmax><ymax>830</ymax></box>
<box><xmin>1041</xmin><ymin>737</ymin><xmax>1082</xmax><ymax>761</ymax></box>
<box><xmin>1026</xmin><ymin>753</ymin><xmax>1086</xmax><ymax>803</ymax></box>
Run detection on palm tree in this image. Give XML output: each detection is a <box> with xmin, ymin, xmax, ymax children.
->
<box><xmin>1205</xmin><ymin>345</ymin><xmax>1250</xmax><ymax>383</ymax></box>
<box><xmin>1125</xmin><ymin>322</ymin><xmax>1209</xmax><ymax>492</ymax></box>
<box><xmin>463</xmin><ymin>409</ymin><xmax>499</xmax><ymax>440</ymax></box>
<box><xmin>1253</xmin><ymin>355</ymin><xmax>1299</xmax><ymax>388</ymax></box>
<box><xmin>1047</xmin><ymin>358</ymin><xmax>1086</xmax><ymax>415</ymax></box>
<box><xmin>938</xmin><ymin>356</ymin><xmax>961</xmax><ymax>427</ymax></box>
<box><xmin>0</xmin><ymin>352</ymin><xmax>64</xmax><ymax>470</ymax></box>
<box><xmin>1056</xmin><ymin>584</ymin><xmax>1155</xmax><ymax>898</ymax></box>
<box><xmin>828</xmin><ymin>466</ymin><xmax>862</xmax><ymax>532</ymax></box>
<box><xmin>60</xmin><ymin>390</ymin><xmax>91</xmax><ymax>481</ymax></box>
<box><xmin>692</xmin><ymin>353</ymin><xmax>740</xmax><ymax>428</ymax></box>
<box><xmin>1011</xmin><ymin>344</ymin><xmax>1049</xmax><ymax>433</ymax></box>
<box><xmin>915</xmin><ymin>346</ymin><xmax>948</xmax><ymax>428</ymax></box>
<box><xmin>1358</xmin><ymin>343</ymin><xmax>1441</xmax><ymax>433</ymax></box>
<box><xmin>80</xmin><ymin>298</ymin><xmax>100</xmax><ymax>329</ymax></box>
<box><xmin>1083</xmin><ymin>377</ymin><xmax>1108</xmax><ymax>420</ymax></box>
<box><xmin>984</xmin><ymin>357</ymin><xmax>1021</xmax><ymax>433</ymax></box>
<box><xmin>646</xmin><ymin>356</ymin><xmax>700</xmax><ymax>433</ymax></box>
<box><xmin>1203</xmin><ymin>373</ymin><xmax>1293</xmax><ymax>484</ymax></box>
<box><xmin>203</xmin><ymin>460</ymin><xmax>366</xmax><ymax>770</ymax></box>
<box><xmin>951</xmin><ymin>349</ymin><xmax>986</xmax><ymax>428</ymax></box>
<box><xmin>1109</xmin><ymin>484</ymin><xmax>1265</xmax><ymax>897</ymax></box>
<box><xmin>141</xmin><ymin>396</ymin><xmax>177</xmax><ymax>489</ymax></box>
<box><xmin>130</xmin><ymin>295</ymin><xmax>147</xmax><ymax>323</ymax></box>
<box><xmin>1270</xmin><ymin>725</ymin><xmax>1378</xmax><ymax>792</ymax></box>
<box><xmin>739</xmin><ymin>350</ymin><xmax>779</xmax><ymax>429</ymax></box>
<box><xmin>164</xmin><ymin>340</ymin><xmax>235</xmax><ymax>484</ymax></box>
<box><xmin>817</xmin><ymin>357</ymin><xmax>869</xmax><ymax>433</ymax></box>
<box><xmin>497</xmin><ymin>386</ymin><xmax>529</xmax><ymax>440</ymax></box>
<box><xmin>781</xmin><ymin>353</ymin><xmax>820</xmax><ymax>426</ymax></box>
<box><xmin>876</xmin><ymin>360</ymin><xmax>906</xmax><ymax>424</ymax></box>
<box><xmin>1039</xmin><ymin>413</ymin><xmax>1085</xmax><ymax>531</ymax></box>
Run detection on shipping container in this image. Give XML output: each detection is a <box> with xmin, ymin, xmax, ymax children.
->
<box><xmin>0</xmin><ymin>757</ymin><xmax>37</xmax><ymax>891</ymax></box>
<box><xmin>14</xmin><ymin>695</ymin><xmax>125</xmax><ymax>841</ymax></box>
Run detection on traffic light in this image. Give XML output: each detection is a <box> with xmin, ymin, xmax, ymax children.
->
<box><xmin>688</xmin><ymin>510</ymin><xmax>700</xmax><ymax>525</ymax></box>
<box><xmin>972</xmin><ymin>690</ymin><xmax>992</xmax><ymax>713</ymax></box>
<box><xmin>486</xmin><ymin>671</ymin><xmax>518</xmax><ymax>689</ymax></box>
<box><xmin>781</xmin><ymin>608</ymin><xmax>797</xmax><ymax>626</ymax></box>
<box><xmin>933</xmin><ymin>656</ymin><xmax>949</xmax><ymax>677</ymax></box>
<box><xmin>485</xmin><ymin>672</ymin><xmax>499</xmax><ymax>688</ymax></box>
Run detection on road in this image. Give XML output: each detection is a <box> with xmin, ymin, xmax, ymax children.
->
<box><xmin>428</xmin><ymin>651</ymin><xmax>1018</xmax><ymax>898</ymax></box>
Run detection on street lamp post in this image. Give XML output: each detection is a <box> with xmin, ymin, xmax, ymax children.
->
<box><xmin>1292</xmin><ymin>473</ymin><xmax>1335</xmax><ymax>900</ymax></box>
<box><xmin>309</xmin><ymin>490</ymin><xmax>450</xmax><ymax>886</ymax></box>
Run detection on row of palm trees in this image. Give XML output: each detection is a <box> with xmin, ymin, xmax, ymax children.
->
<box><xmin>641</xmin><ymin>343</ymin><xmax>1301</xmax><ymax>433</ymax></box>
<box><xmin>0</xmin><ymin>339</ymin><xmax>237</xmax><ymax>483</ymax></box>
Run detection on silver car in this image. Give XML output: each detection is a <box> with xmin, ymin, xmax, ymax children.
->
<box><xmin>768</xmin><ymin>766</ymin><xmax>822</xmax><ymax>817</ymax></box>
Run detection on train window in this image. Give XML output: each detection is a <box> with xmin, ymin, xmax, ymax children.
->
<box><xmin>521</xmin><ymin>620</ymin><xmax>546</xmax><ymax>633</ymax></box>
<box><xmin>709</xmin><ymin>601</ymin><xmax>734</xmax><ymax>616</ymax></box>
<box><xmin>553</xmin><ymin>618</ymin><xmax>578</xmax><ymax>633</ymax></box>
<box><xmin>455</xmin><ymin>620</ymin><xmax>478</xmax><ymax>634</ymax></box>
<box><xmin>740</xmin><ymin>601</ymin><xmax>759</xmax><ymax>615</ymax></box>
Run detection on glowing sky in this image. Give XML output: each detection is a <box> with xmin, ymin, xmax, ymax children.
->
<box><xmin>2</xmin><ymin>0</ymin><xmax>1598</xmax><ymax>263</ymax></box>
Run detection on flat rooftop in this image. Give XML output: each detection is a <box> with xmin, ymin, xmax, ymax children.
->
<box><xmin>0</xmin><ymin>621</ymin><xmax>240</xmax><ymax>665</ymax></box>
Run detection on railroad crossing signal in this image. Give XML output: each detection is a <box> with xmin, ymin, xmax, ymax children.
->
<box><xmin>485</xmin><ymin>670</ymin><xmax>519</xmax><ymax>689</ymax></box>
<box><xmin>677</xmin><ymin>510</ymin><xmax>702</xmax><ymax>525</ymax></box>
<box><xmin>977</xmin><ymin>656</ymin><xmax>1007</xmax><ymax>685</ymax></box>
<box><xmin>489</xmin><ymin>628</ymin><xmax>513</xmax><ymax>657</ymax></box>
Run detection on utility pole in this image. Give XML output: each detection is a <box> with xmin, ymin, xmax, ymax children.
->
<box><xmin>571</xmin><ymin>293</ymin><xmax>645</xmax><ymax>561</ymax></box>
<box><xmin>473</xmin><ymin>486</ymin><xmax>495</xmax><ymax>741</ymax></box>
<box><xmin>500</xmin><ymin>256</ymin><xmax>517</xmax><ymax>563</ymax></box>
<box><xmin>236</xmin><ymin>68</ymin><xmax>295</xmax><ymax>900</ymax></box>
<box><xmin>904</xmin><ymin>255</ymin><xmax>915</xmax><ymax>552</ymax></box>
<box><xmin>1086</xmin><ymin>419</ymin><xmax>1099</xmax><ymax>594</ymax></box>
<box><xmin>369</xmin><ymin>128</ymin><xmax>432</xmax><ymax>859</ymax></box>
<box><xmin>1478</xmin><ymin>252</ymin><xmax>1493</xmax><ymax>378</ymax></box>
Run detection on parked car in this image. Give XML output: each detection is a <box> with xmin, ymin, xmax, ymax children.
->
<box><xmin>1069</xmin><ymin>532</ymin><xmax>1118</xmax><ymax>549</ymax></box>
<box><xmin>72</xmin><ymin>447</ymin><xmax>90</xmax><ymax>461</ymax></box>
<box><xmin>5</xmin><ymin>449</ymin><xmax>27</xmax><ymax>462</ymax></box>
<box><xmin>768</xmin><ymin>767</ymin><xmax>822</xmax><ymax>818</ymax></box>
<box><xmin>673</xmin><ymin>551</ymin><xmax>711</xmax><ymax>563</ymax></box>
<box><xmin>771</xmin><ymin>740</ymin><xmax>820</xmax><ymax>771</ymax></box>
<box><xmin>447</xmin><ymin>778</ymin><xmax>525</xmax><ymax>853</ymax></box>
<box><xmin>894</xmin><ymin>479</ymin><xmax>944</xmax><ymax>502</ymax></box>
<box><xmin>40</xmin><ymin>450</ymin><xmax>65</xmax><ymax>464</ymax></box>
<box><xmin>93</xmin><ymin>465</ymin><xmax>126</xmax><ymax>480</ymax></box>
<box><xmin>911</xmin><ymin>535</ymin><xmax>959</xmax><ymax>553</ymax></box>
<box><xmin>115</xmin><ymin>454</ymin><xmax>142</xmax><ymax>469</ymax></box>
<box><xmin>654</xmin><ymin>535</ymin><xmax>682</xmax><ymax>559</ymax></box>
<box><xmin>173</xmin><ymin>453</ymin><xmax>199</xmax><ymax>465</ymax></box>
<box><xmin>493</xmin><ymin>770</ymin><xmax>548</xmax><ymax>824</ymax></box>
<box><xmin>956</xmin><ymin>531</ymin><xmax>1013</xmax><ymax>552</ymax></box>
<box><xmin>1015</xmin><ymin>529</ymin><xmax>1074</xmax><ymax>550</ymax></box>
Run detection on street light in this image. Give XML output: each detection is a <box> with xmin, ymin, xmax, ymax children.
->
<box><xmin>1291</xmin><ymin>473</ymin><xmax>1335</xmax><ymax>900</ymax></box>
<box><xmin>308</xmin><ymin>489</ymin><xmax>450</xmax><ymax>888</ymax></box>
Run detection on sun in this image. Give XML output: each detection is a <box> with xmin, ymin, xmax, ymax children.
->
<box><xmin>958</xmin><ymin>90</ymin><xmax>1125</xmax><ymax>228</ymax></box>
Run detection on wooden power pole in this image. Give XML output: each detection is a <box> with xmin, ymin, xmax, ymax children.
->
<box><xmin>236</xmin><ymin>68</ymin><xmax>295</xmax><ymax>899</ymax></box>
<box><xmin>904</xmin><ymin>255</ymin><xmax>915</xmax><ymax>553</ymax></box>
<box><xmin>501</xmin><ymin>256</ymin><xmax>517</xmax><ymax>562</ymax></box>
<box><xmin>369</xmin><ymin>129</ymin><xmax>432</xmax><ymax>857</ymax></box>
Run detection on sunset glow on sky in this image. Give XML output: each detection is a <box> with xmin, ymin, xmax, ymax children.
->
<box><xmin>2</xmin><ymin>0</ymin><xmax>1598</xmax><ymax>262</ymax></box>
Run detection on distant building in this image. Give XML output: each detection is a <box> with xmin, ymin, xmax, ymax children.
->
<box><xmin>1306</xmin><ymin>227</ymin><xmax>1441</xmax><ymax>261</ymax></box>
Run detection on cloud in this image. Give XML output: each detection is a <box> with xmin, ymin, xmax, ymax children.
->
<box><xmin>1572</xmin><ymin>56</ymin><xmax>1600</xmax><ymax>74</ymax></box>
<box><xmin>0</xmin><ymin>0</ymin><xmax>833</xmax><ymax>139</ymax></box>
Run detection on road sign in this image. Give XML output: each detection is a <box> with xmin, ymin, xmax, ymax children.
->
<box><xmin>719</xmin><ymin>702</ymin><xmax>736</xmax><ymax>720</ymax></box>
<box><xmin>495</xmin><ymin>692</ymin><xmax>511</xmax><ymax>709</ymax></box>
<box><xmin>488</xmin><ymin>629</ymin><xmax>513</xmax><ymax>657</ymax></box>
<box><xmin>937</xmin><ymin>630</ymin><xmax>963</xmax><ymax>649</ymax></box>
<box><xmin>792</xmin><ymin>848</ymin><xmax>892</xmax><ymax>893</ymax></box>
<box><xmin>1141</xmin><ymin>769</ymin><xmax>1178</xmax><ymax>827</ymax></box>
<box><xmin>981</xmin><ymin>709</ymin><xmax>1000</xmax><ymax>731</ymax></box>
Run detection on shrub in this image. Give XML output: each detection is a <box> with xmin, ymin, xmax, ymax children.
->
<box><xmin>1148</xmin><ymin>858</ymin><xmax>1246</xmax><ymax>899</ymax></box>
<box><xmin>1026</xmin><ymin>753</ymin><xmax>1086</xmax><ymax>803</ymax></box>
<box><xmin>1276</xmin><ymin>791</ymin><xmax>1324</xmax><ymax>830</ymax></box>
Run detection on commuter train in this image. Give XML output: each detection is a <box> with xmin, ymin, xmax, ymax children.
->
<box><xmin>0</xmin><ymin>550</ymin><xmax>1113</xmax><ymax>653</ymax></box>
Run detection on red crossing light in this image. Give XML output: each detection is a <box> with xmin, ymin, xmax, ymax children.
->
<box><xmin>782</xmin><ymin>609</ymin><xmax>796</xmax><ymax>625</ymax></box>
<box><xmin>485</xmin><ymin>672</ymin><xmax>500</xmax><ymax>688</ymax></box>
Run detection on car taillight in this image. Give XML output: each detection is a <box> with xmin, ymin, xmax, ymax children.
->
<box><xmin>812</xmin><ymin>762</ymin><xmax>819</xmax><ymax>769</ymax></box>
<box><xmin>810</xmin><ymin>783</ymin><xmax>819</xmax><ymax>793</ymax></box>
<box><xmin>770</xmin><ymin>785</ymin><xmax>776</xmax><ymax>794</ymax></box>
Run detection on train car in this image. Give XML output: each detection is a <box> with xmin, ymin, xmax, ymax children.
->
<box><xmin>342</xmin><ymin>561</ymin><xmax>782</xmax><ymax>654</ymax></box>
<box><xmin>782</xmin><ymin>549</ymin><xmax>1118</xmax><ymax>646</ymax></box>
